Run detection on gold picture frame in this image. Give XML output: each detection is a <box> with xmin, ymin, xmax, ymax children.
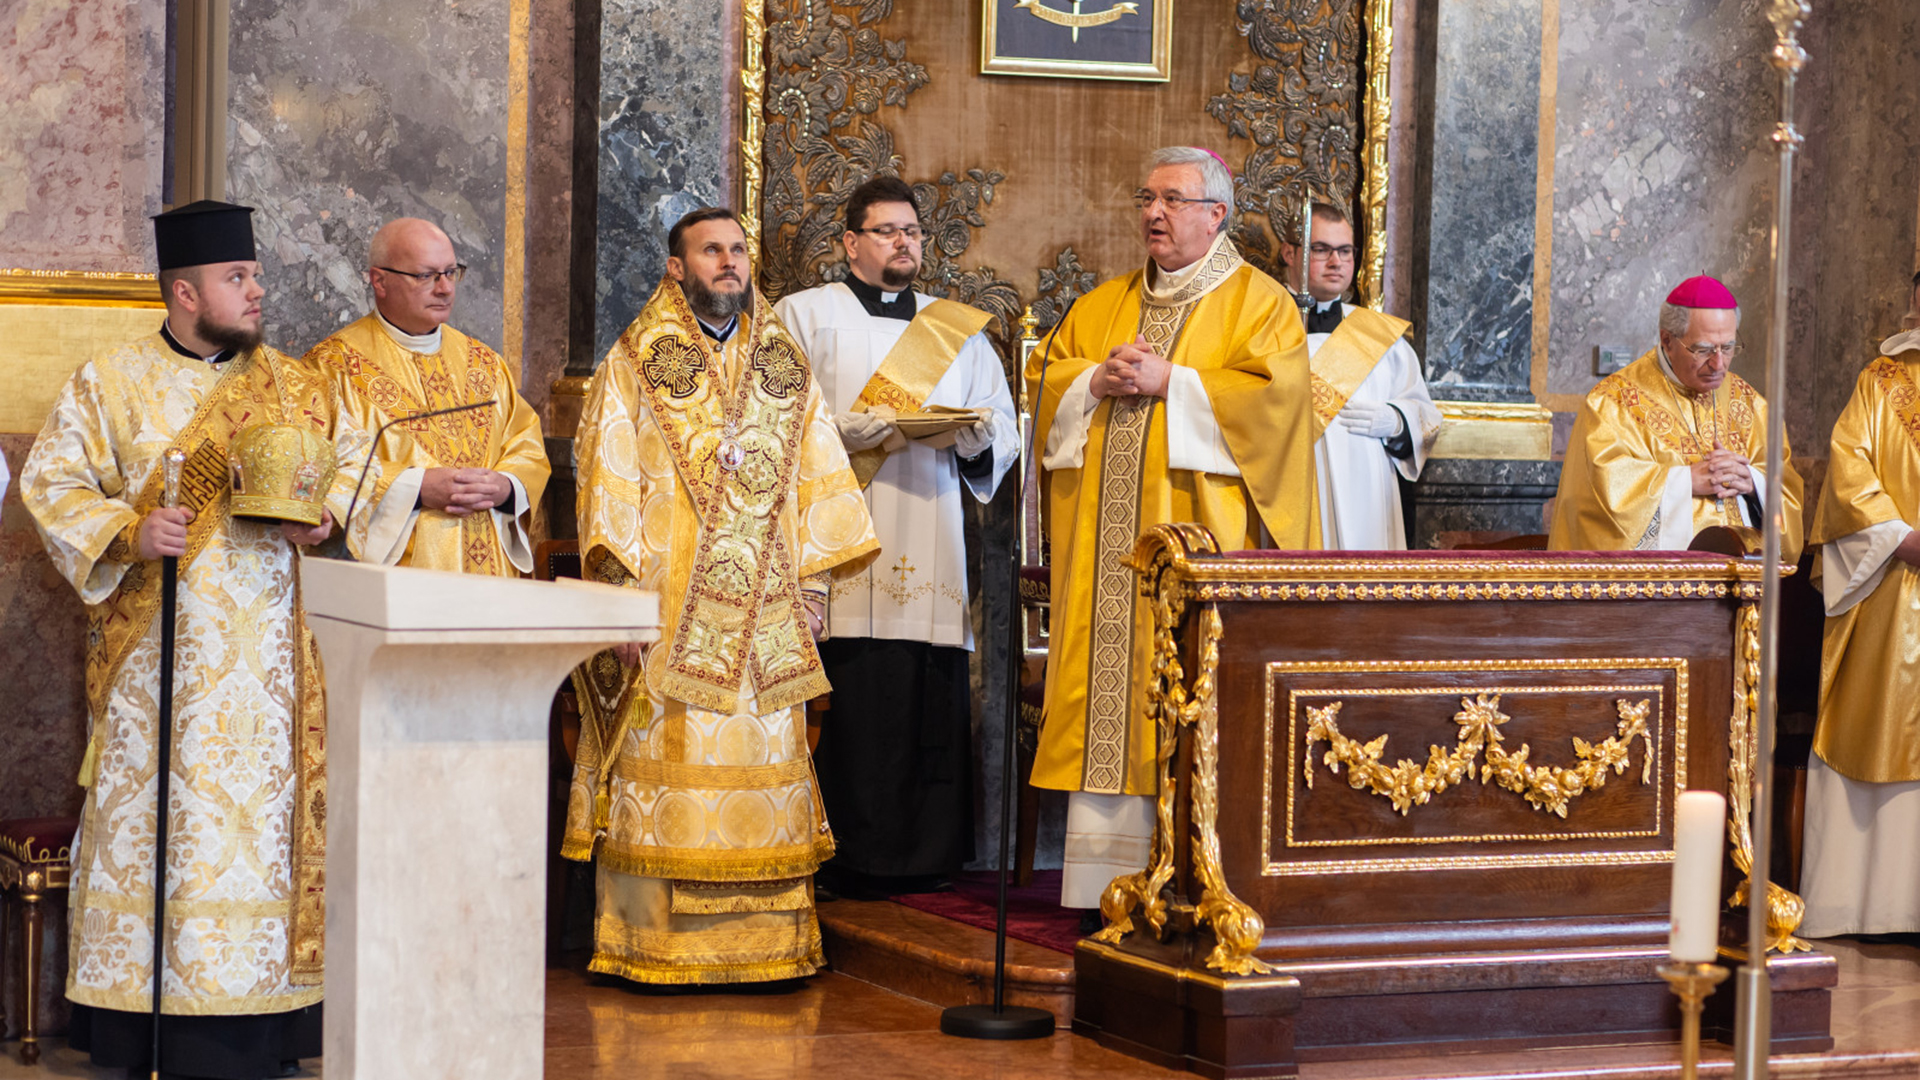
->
<box><xmin>0</xmin><ymin>268</ymin><xmax>162</xmax><ymax>307</ymax></box>
<box><xmin>980</xmin><ymin>0</ymin><xmax>1172</xmax><ymax>83</ymax></box>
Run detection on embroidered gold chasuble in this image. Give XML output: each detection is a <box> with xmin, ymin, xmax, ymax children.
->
<box><xmin>20</xmin><ymin>334</ymin><xmax>376</xmax><ymax>1016</ymax></box>
<box><xmin>563</xmin><ymin>280</ymin><xmax>877</xmax><ymax>984</ymax></box>
<box><xmin>306</xmin><ymin>315</ymin><xmax>550</xmax><ymax>575</ymax></box>
<box><xmin>1549</xmin><ymin>350</ymin><xmax>1804</xmax><ymax>559</ymax></box>
<box><xmin>1809</xmin><ymin>352</ymin><xmax>1920</xmax><ymax>783</ymax></box>
<box><xmin>1025</xmin><ymin>237</ymin><xmax>1320</xmax><ymax>796</ymax></box>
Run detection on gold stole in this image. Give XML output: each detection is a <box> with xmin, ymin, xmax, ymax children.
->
<box><xmin>1081</xmin><ymin>239</ymin><xmax>1246</xmax><ymax>793</ymax></box>
<box><xmin>843</xmin><ymin>296</ymin><xmax>993</xmax><ymax>488</ymax></box>
<box><xmin>627</xmin><ymin>282</ymin><xmax>823</xmax><ymax>714</ymax></box>
<box><xmin>80</xmin><ymin>345</ymin><xmax>333</xmax><ymax>986</ymax></box>
<box><xmin>1307</xmin><ymin>307</ymin><xmax>1412</xmax><ymax>439</ymax></box>
<box><xmin>329</xmin><ymin>320</ymin><xmax>503</xmax><ymax>573</ymax></box>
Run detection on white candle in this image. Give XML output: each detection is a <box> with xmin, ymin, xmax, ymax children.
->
<box><xmin>1670</xmin><ymin>790</ymin><xmax>1728</xmax><ymax>962</ymax></box>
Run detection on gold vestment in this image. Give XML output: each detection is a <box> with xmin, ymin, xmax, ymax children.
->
<box><xmin>1808</xmin><ymin>352</ymin><xmax>1920</xmax><ymax>783</ymax></box>
<box><xmin>20</xmin><ymin>334</ymin><xmax>374</xmax><ymax>1015</ymax></box>
<box><xmin>562</xmin><ymin>280</ymin><xmax>877</xmax><ymax>984</ymax></box>
<box><xmin>1548</xmin><ymin>350</ymin><xmax>1804</xmax><ymax>560</ymax></box>
<box><xmin>1025</xmin><ymin>238</ymin><xmax>1319</xmax><ymax>796</ymax></box>
<box><xmin>306</xmin><ymin>314</ymin><xmax>549</xmax><ymax>574</ymax></box>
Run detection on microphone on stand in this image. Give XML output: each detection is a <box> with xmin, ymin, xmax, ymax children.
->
<box><xmin>341</xmin><ymin>400</ymin><xmax>497</xmax><ymax>552</ymax></box>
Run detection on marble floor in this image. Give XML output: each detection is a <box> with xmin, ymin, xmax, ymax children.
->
<box><xmin>2</xmin><ymin>937</ymin><xmax>1915</xmax><ymax>1079</ymax></box>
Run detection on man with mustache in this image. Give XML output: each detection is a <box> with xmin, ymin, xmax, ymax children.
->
<box><xmin>1549</xmin><ymin>275</ymin><xmax>1803</xmax><ymax>556</ymax></box>
<box><xmin>305</xmin><ymin>217</ymin><xmax>549</xmax><ymax>576</ymax></box>
<box><xmin>20</xmin><ymin>200</ymin><xmax>376</xmax><ymax>1078</ymax></box>
<box><xmin>1026</xmin><ymin>146</ymin><xmax>1319</xmax><ymax>918</ymax></box>
<box><xmin>774</xmin><ymin>176</ymin><xmax>1017</xmax><ymax>899</ymax></box>
<box><xmin>561</xmin><ymin>207</ymin><xmax>878</xmax><ymax>985</ymax></box>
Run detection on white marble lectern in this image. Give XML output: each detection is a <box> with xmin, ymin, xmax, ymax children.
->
<box><xmin>301</xmin><ymin>558</ymin><xmax>659</xmax><ymax>1080</ymax></box>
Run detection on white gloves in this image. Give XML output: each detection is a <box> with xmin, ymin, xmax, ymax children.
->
<box><xmin>952</xmin><ymin>417</ymin><xmax>994</xmax><ymax>459</ymax></box>
<box><xmin>834</xmin><ymin>411</ymin><xmax>893</xmax><ymax>452</ymax></box>
<box><xmin>1335</xmin><ymin>400</ymin><xmax>1405</xmax><ymax>441</ymax></box>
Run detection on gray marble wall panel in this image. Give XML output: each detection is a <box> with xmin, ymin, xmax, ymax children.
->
<box><xmin>1545</xmin><ymin>0</ymin><xmax>1775</xmax><ymax>407</ymax></box>
<box><xmin>1423</xmin><ymin>0</ymin><xmax>1541</xmax><ymax>402</ymax></box>
<box><xmin>227</xmin><ymin>0</ymin><xmax>510</xmax><ymax>354</ymax></box>
<box><xmin>593</xmin><ymin>0</ymin><xmax>730</xmax><ymax>359</ymax></box>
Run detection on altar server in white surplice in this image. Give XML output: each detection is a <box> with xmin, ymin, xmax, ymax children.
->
<box><xmin>1281</xmin><ymin>202</ymin><xmax>1439</xmax><ymax>549</ymax></box>
<box><xmin>775</xmin><ymin>176</ymin><xmax>1017</xmax><ymax>897</ymax></box>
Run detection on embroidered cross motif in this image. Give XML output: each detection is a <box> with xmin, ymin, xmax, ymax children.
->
<box><xmin>892</xmin><ymin>556</ymin><xmax>916</xmax><ymax>585</ymax></box>
<box><xmin>756</xmin><ymin>339</ymin><xmax>809</xmax><ymax>399</ymax></box>
<box><xmin>642</xmin><ymin>337</ymin><xmax>708</xmax><ymax>398</ymax></box>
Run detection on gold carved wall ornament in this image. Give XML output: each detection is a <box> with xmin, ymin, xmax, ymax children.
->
<box><xmin>1727</xmin><ymin>602</ymin><xmax>1810</xmax><ymax>953</ymax></box>
<box><xmin>1302</xmin><ymin>694</ymin><xmax>1654</xmax><ymax>818</ymax></box>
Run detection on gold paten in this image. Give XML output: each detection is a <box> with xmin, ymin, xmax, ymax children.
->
<box><xmin>1357</xmin><ymin>0</ymin><xmax>1392</xmax><ymax>308</ymax></box>
<box><xmin>1727</xmin><ymin>602</ymin><xmax>1810</xmax><ymax>953</ymax></box>
<box><xmin>1302</xmin><ymin>694</ymin><xmax>1653</xmax><ymax>818</ymax></box>
<box><xmin>1428</xmin><ymin>398</ymin><xmax>1556</xmax><ymax>460</ymax></box>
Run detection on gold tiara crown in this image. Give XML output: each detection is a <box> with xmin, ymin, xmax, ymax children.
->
<box><xmin>228</xmin><ymin>423</ymin><xmax>336</xmax><ymax>526</ymax></box>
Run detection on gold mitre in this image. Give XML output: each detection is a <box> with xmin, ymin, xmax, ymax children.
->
<box><xmin>228</xmin><ymin>423</ymin><xmax>336</xmax><ymax>526</ymax></box>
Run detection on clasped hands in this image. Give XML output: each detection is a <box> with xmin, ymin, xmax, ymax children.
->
<box><xmin>1089</xmin><ymin>337</ymin><xmax>1172</xmax><ymax>400</ymax></box>
<box><xmin>1690</xmin><ymin>441</ymin><xmax>1755</xmax><ymax>499</ymax></box>
<box><xmin>420</xmin><ymin>467</ymin><xmax>513</xmax><ymax>517</ymax></box>
<box><xmin>138</xmin><ymin>507</ymin><xmax>334</xmax><ymax>558</ymax></box>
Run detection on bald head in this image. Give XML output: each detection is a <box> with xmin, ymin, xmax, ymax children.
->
<box><xmin>369</xmin><ymin>218</ymin><xmax>461</xmax><ymax>335</ymax></box>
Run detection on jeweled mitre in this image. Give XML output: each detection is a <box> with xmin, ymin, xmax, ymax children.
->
<box><xmin>228</xmin><ymin>423</ymin><xmax>336</xmax><ymax>525</ymax></box>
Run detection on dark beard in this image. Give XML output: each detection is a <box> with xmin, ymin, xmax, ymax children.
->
<box><xmin>196</xmin><ymin>315</ymin><xmax>264</xmax><ymax>354</ymax></box>
<box><xmin>879</xmin><ymin>263</ymin><xmax>918</xmax><ymax>290</ymax></box>
<box><xmin>685</xmin><ymin>275</ymin><xmax>752</xmax><ymax>324</ymax></box>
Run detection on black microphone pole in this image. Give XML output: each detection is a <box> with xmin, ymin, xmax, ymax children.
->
<box><xmin>150</xmin><ymin>447</ymin><xmax>185</xmax><ymax>1080</ymax></box>
<box><xmin>940</xmin><ymin>297</ymin><xmax>1076</xmax><ymax>1041</ymax></box>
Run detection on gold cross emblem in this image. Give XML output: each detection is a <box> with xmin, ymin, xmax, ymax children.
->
<box><xmin>892</xmin><ymin>555</ymin><xmax>915</xmax><ymax>585</ymax></box>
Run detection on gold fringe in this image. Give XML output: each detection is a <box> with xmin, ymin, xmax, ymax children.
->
<box><xmin>670</xmin><ymin>879</ymin><xmax>811</xmax><ymax>915</ymax></box>
<box><xmin>596</xmin><ymin>834</ymin><xmax>833</xmax><ymax>884</ymax></box>
<box><xmin>560</xmin><ymin>834</ymin><xmax>597</xmax><ymax>863</ymax></box>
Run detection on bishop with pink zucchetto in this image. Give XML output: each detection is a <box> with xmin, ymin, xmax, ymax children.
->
<box><xmin>1548</xmin><ymin>275</ymin><xmax>1804</xmax><ymax>555</ymax></box>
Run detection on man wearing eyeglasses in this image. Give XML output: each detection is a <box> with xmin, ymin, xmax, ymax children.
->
<box><xmin>1799</xmin><ymin>268</ymin><xmax>1920</xmax><ymax>939</ymax></box>
<box><xmin>1026</xmin><ymin>146</ymin><xmax>1318</xmax><ymax>916</ymax></box>
<box><xmin>1280</xmin><ymin>201</ymin><xmax>1439</xmax><ymax>549</ymax></box>
<box><xmin>1548</xmin><ymin>275</ymin><xmax>1802</xmax><ymax>555</ymax></box>
<box><xmin>773</xmin><ymin>176</ymin><xmax>1017</xmax><ymax>899</ymax></box>
<box><xmin>305</xmin><ymin>217</ymin><xmax>549</xmax><ymax>575</ymax></box>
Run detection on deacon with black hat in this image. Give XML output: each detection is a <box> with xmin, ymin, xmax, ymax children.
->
<box><xmin>20</xmin><ymin>200</ymin><xmax>378</xmax><ymax>1079</ymax></box>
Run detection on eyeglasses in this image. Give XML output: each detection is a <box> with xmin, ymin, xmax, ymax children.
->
<box><xmin>1308</xmin><ymin>243</ymin><xmax>1356</xmax><ymax>262</ymax></box>
<box><xmin>377</xmin><ymin>264</ymin><xmax>468</xmax><ymax>286</ymax></box>
<box><xmin>1132</xmin><ymin>191</ymin><xmax>1222</xmax><ymax>212</ymax></box>
<box><xmin>852</xmin><ymin>225</ymin><xmax>925</xmax><ymax>241</ymax></box>
<box><xmin>1680</xmin><ymin>342</ymin><xmax>1743</xmax><ymax>360</ymax></box>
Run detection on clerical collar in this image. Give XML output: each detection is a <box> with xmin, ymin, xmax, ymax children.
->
<box><xmin>160</xmin><ymin>320</ymin><xmax>233</xmax><ymax>365</ymax></box>
<box><xmin>376</xmin><ymin>309</ymin><xmax>443</xmax><ymax>353</ymax></box>
<box><xmin>694</xmin><ymin>313</ymin><xmax>738</xmax><ymax>344</ymax></box>
<box><xmin>1306</xmin><ymin>299</ymin><xmax>1345</xmax><ymax>335</ymax></box>
<box><xmin>843</xmin><ymin>273</ymin><xmax>916</xmax><ymax>322</ymax></box>
<box><xmin>1144</xmin><ymin>229</ymin><xmax>1230</xmax><ymax>303</ymax></box>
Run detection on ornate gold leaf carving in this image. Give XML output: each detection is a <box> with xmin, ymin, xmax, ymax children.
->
<box><xmin>1303</xmin><ymin>693</ymin><xmax>1655</xmax><ymax>818</ymax></box>
<box><xmin>1727</xmin><ymin>602</ymin><xmax>1810</xmax><ymax>953</ymax></box>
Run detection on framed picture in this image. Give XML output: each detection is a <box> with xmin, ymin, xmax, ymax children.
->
<box><xmin>980</xmin><ymin>0</ymin><xmax>1172</xmax><ymax>82</ymax></box>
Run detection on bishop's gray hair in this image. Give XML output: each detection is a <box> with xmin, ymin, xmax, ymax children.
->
<box><xmin>1659</xmin><ymin>301</ymin><xmax>1741</xmax><ymax>342</ymax></box>
<box><xmin>1147</xmin><ymin>146</ymin><xmax>1235</xmax><ymax>228</ymax></box>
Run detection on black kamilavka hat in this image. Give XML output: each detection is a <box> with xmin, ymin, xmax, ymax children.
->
<box><xmin>152</xmin><ymin>200</ymin><xmax>257</xmax><ymax>271</ymax></box>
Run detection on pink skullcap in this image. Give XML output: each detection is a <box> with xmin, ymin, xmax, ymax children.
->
<box><xmin>1194</xmin><ymin>147</ymin><xmax>1232</xmax><ymax>177</ymax></box>
<box><xmin>1665</xmin><ymin>275</ymin><xmax>1739</xmax><ymax>309</ymax></box>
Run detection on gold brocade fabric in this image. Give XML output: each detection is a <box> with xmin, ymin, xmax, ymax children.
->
<box><xmin>1548</xmin><ymin>350</ymin><xmax>1804</xmax><ymax>560</ymax></box>
<box><xmin>843</xmin><ymin>297</ymin><xmax>992</xmax><ymax>488</ymax></box>
<box><xmin>19</xmin><ymin>334</ymin><xmax>376</xmax><ymax>1014</ymax></box>
<box><xmin>564</xmin><ymin>278</ymin><xmax>876</xmax><ymax>984</ymax></box>
<box><xmin>1809</xmin><ymin>352</ymin><xmax>1920</xmax><ymax>783</ymax></box>
<box><xmin>1024</xmin><ymin>241</ymin><xmax>1319</xmax><ymax>796</ymax></box>
<box><xmin>1308</xmin><ymin>307</ymin><xmax>1411</xmax><ymax>439</ymax></box>
<box><xmin>306</xmin><ymin>315</ymin><xmax>550</xmax><ymax>575</ymax></box>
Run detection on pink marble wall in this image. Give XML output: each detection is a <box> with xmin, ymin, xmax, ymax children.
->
<box><xmin>0</xmin><ymin>0</ymin><xmax>166</xmax><ymax>272</ymax></box>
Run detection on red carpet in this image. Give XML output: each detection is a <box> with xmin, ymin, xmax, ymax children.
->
<box><xmin>889</xmin><ymin>871</ymin><xmax>1084</xmax><ymax>955</ymax></box>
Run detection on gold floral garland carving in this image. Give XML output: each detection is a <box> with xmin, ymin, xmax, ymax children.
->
<box><xmin>1302</xmin><ymin>694</ymin><xmax>1653</xmax><ymax>818</ymax></box>
<box><xmin>1727</xmin><ymin>602</ymin><xmax>1809</xmax><ymax>953</ymax></box>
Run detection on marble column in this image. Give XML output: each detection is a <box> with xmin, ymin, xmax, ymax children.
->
<box><xmin>226</xmin><ymin>0</ymin><xmax>512</xmax><ymax>353</ymax></box>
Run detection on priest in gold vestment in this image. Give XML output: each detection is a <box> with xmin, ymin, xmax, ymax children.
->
<box><xmin>1549</xmin><ymin>276</ymin><xmax>1803</xmax><ymax>559</ymax></box>
<box><xmin>1800</xmin><ymin>285</ymin><xmax>1920</xmax><ymax>937</ymax></box>
<box><xmin>562</xmin><ymin>208</ymin><xmax>878</xmax><ymax>984</ymax></box>
<box><xmin>306</xmin><ymin>218</ymin><xmax>549</xmax><ymax>574</ymax></box>
<box><xmin>1026</xmin><ymin>147</ymin><xmax>1319</xmax><ymax>911</ymax></box>
<box><xmin>21</xmin><ymin>201</ymin><xmax>375</xmax><ymax>1079</ymax></box>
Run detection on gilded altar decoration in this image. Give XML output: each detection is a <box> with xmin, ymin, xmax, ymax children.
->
<box><xmin>1727</xmin><ymin>602</ymin><xmax>1810</xmax><ymax>953</ymax></box>
<box><xmin>1302</xmin><ymin>694</ymin><xmax>1654</xmax><ymax>818</ymax></box>
<box><xmin>981</xmin><ymin>0</ymin><xmax>1171</xmax><ymax>82</ymax></box>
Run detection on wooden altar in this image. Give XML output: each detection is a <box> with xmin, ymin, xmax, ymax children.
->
<box><xmin>1071</xmin><ymin>525</ymin><xmax>1836</xmax><ymax>1078</ymax></box>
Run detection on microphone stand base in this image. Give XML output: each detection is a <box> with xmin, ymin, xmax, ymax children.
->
<box><xmin>939</xmin><ymin>1003</ymin><xmax>1055</xmax><ymax>1041</ymax></box>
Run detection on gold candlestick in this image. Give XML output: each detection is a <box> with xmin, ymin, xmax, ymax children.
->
<box><xmin>1659</xmin><ymin>960</ymin><xmax>1731</xmax><ymax>1080</ymax></box>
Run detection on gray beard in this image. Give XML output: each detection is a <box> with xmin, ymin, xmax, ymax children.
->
<box><xmin>197</xmin><ymin>315</ymin><xmax>264</xmax><ymax>354</ymax></box>
<box><xmin>685</xmin><ymin>275</ymin><xmax>752</xmax><ymax>324</ymax></box>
